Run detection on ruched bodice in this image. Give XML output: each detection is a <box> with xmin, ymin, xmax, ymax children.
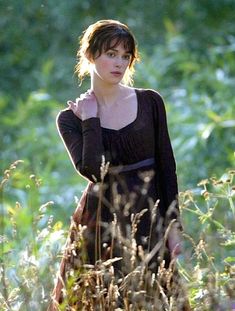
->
<box><xmin>101</xmin><ymin>90</ymin><xmax>155</xmax><ymax>165</ymax></box>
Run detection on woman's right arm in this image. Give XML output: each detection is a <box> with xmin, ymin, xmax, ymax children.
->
<box><xmin>56</xmin><ymin>109</ymin><xmax>105</xmax><ymax>183</ymax></box>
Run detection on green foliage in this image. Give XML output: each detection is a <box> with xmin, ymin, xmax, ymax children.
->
<box><xmin>178</xmin><ymin>171</ymin><xmax>235</xmax><ymax>309</ymax></box>
<box><xmin>1</xmin><ymin>163</ymin><xmax>234</xmax><ymax>310</ymax></box>
<box><xmin>1</xmin><ymin>90</ymin><xmax>86</xmax><ymax>222</ymax></box>
<box><xmin>0</xmin><ymin>161</ymin><xmax>66</xmax><ymax>310</ymax></box>
<box><xmin>1</xmin><ymin>0</ymin><xmax>234</xmax><ymax>192</ymax></box>
<box><xmin>136</xmin><ymin>31</ymin><xmax>235</xmax><ymax>186</ymax></box>
<box><xmin>1</xmin><ymin>1</ymin><xmax>235</xmax><ymax>309</ymax></box>
<box><xmin>1</xmin><ymin>0</ymin><xmax>235</xmax><ymax>101</ymax></box>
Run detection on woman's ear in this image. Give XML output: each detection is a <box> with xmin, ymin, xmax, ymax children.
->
<box><xmin>85</xmin><ymin>51</ymin><xmax>94</xmax><ymax>63</ymax></box>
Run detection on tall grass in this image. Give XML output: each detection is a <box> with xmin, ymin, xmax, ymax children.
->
<box><xmin>0</xmin><ymin>161</ymin><xmax>234</xmax><ymax>310</ymax></box>
<box><xmin>0</xmin><ymin>161</ymin><xmax>66</xmax><ymax>310</ymax></box>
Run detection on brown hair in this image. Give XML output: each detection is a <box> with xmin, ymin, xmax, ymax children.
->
<box><xmin>75</xmin><ymin>19</ymin><xmax>140</xmax><ymax>85</ymax></box>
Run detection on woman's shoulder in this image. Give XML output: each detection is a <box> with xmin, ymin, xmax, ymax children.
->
<box><xmin>57</xmin><ymin>107</ymin><xmax>73</xmax><ymax>123</ymax></box>
<box><xmin>135</xmin><ymin>87</ymin><xmax>161</xmax><ymax>96</ymax></box>
<box><xmin>123</xmin><ymin>85</ymin><xmax>161</xmax><ymax>97</ymax></box>
<box><xmin>135</xmin><ymin>87</ymin><xmax>164</xmax><ymax>106</ymax></box>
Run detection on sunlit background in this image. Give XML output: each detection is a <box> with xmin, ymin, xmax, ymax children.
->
<box><xmin>1</xmin><ymin>1</ymin><xmax>235</xmax><ymax>309</ymax></box>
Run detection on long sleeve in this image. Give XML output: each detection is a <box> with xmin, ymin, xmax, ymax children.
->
<box><xmin>56</xmin><ymin>109</ymin><xmax>105</xmax><ymax>182</ymax></box>
<box><xmin>151</xmin><ymin>91</ymin><xmax>180</xmax><ymax>223</ymax></box>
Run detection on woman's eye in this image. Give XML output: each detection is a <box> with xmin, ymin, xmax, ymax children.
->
<box><xmin>107</xmin><ymin>52</ymin><xmax>115</xmax><ymax>57</ymax></box>
<box><xmin>123</xmin><ymin>54</ymin><xmax>131</xmax><ymax>60</ymax></box>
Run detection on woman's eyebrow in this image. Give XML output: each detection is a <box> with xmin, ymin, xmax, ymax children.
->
<box><xmin>107</xmin><ymin>48</ymin><xmax>118</xmax><ymax>52</ymax></box>
<box><xmin>107</xmin><ymin>48</ymin><xmax>131</xmax><ymax>54</ymax></box>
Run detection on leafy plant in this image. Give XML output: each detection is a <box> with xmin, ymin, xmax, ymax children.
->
<box><xmin>0</xmin><ymin>161</ymin><xmax>66</xmax><ymax>310</ymax></box>
<box><xmin>179</xmin><ymin>170</ymin><xmax>235</xmax><ymax>309</ymax></box>
<box><xmin>1</xmin><ymin>162</ymin><xmax>234</xmax><ymax>310</ymax></box>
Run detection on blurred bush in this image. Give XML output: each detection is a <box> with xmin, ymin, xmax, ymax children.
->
<box><xmin>0</xmin><ymin>0</ymin><xmax>234</xmax><ymax>273</ymax></box>
<box><xmin>0</xmin><ymin>162</ymin><xmax>234</xmax><ymax>310</ymax></box>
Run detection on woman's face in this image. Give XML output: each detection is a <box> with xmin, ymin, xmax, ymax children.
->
<box><xmin>90</xmin><ymin>42</ymin><xmax>131</xmax><ymax>85</ymax></box>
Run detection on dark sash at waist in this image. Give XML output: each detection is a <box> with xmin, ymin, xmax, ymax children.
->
<box><xmin>109</xmin><ymin>157</ymin><xmax>155</xmax><ymax>174</ymax></box>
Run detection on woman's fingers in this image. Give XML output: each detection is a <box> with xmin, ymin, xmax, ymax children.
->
<box><xmin>67</xmin><ymin>100</ymin><xmax>80</xmax><ymax>117</ymax></box>
<box><xmin>67</xmin><ymin>100</ymin><xmax>76</xmax><ymax>110</ymax></box>
<box><xmin>172</xmin><ymin>242</ymin><xmax>182</xmax><ymax>257</ymax></box>
<box><xmin>168</xmin><ymin>226</ymin><xmax>183</xmax><ymax>258</ymax></box>
<box><xmin>67</xmin><ymin>91</ymin><xmax>98</xmax><ymax>119</ymax></box>
<box><xmin>79</xmin><ymin>92</ymin><xmax>95</xmax><ymax>101</ymax></box>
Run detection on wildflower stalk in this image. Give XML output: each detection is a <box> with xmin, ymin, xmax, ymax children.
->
<box><xmin>0</xmin><ymin>261</ymin><xmax>10</xmax><ymax>309</ymax></box>
<box><xmin>0</xmin><ymin>160</ymin><xmax>24</xmax><ymax>309</ymax></box>
<box><xmin>147</xmin><ymin>199</ymin><xmax>158</xmax><ymax>254</ymax></box>
<box><xmin>228</xmin><ymin>197</ymin><xmax>235</xmax><ymax>216</ymax></box>
<box><xmin>95</xmin><ymin>156</ymin><xmax>109</xmax><ymax>262</ymax></box>
<box><xmin>95</xmin><ymin>188</ymin><xmax>102</xmax><ymax>262</ymax></box>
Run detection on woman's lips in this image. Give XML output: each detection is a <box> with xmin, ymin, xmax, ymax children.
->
<box><xmin>111</xmin><ymin>71</ymin><xmax>122</xmax><ymax>76</ymax></box>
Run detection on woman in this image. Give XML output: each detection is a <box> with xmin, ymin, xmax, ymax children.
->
<box><xmin>50</xmin><ymin>19</ymin><xmax>189</xmax><ymax>310</ymax></box>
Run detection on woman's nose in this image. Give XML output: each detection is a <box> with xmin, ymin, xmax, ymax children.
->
<box><xmin>115</xmin><ymin>57</ymin><xmax>122</xmax><ymax>68</ymax></box>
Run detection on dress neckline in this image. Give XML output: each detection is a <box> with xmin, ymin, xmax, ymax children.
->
<box><xmin>101</xmin><ymin>88</ymin><xmax>140</xmax><ymax>133</ymax></box>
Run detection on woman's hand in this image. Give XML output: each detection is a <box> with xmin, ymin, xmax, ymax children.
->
<box><xmin>167</xmin><ymin>223</ymin><xmax>182</xmax><ymax>257</ymax></box>
<box><xmin>67</xmin><ymin>90</ymin><xmax>98</xmax><ymax>121</ymax></box>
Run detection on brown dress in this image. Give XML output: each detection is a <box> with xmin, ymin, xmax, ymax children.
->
<box><xmin>49</xmin><ymin>88</ymin><xmax>184</xmax><ymax>309</ymax></box>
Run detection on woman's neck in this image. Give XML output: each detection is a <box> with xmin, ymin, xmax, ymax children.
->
<box><xmin>91</xmin><ymin>76</ymin><xmax>126</xmax><ymax>107</ymax></box>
